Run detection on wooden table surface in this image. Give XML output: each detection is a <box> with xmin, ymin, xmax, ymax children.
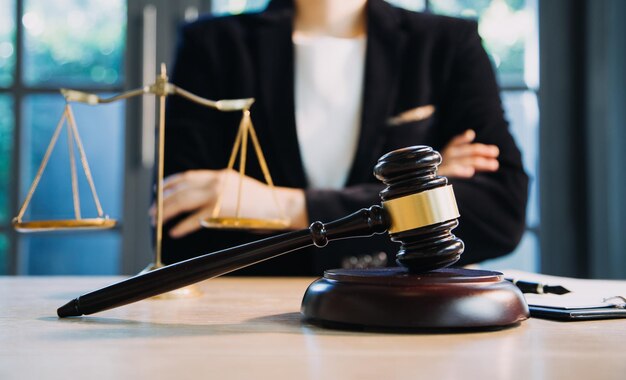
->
<box><xmin>1</xmin><ymin>276</ymin><xmax>625</xmax><ymax>380</ymax></box>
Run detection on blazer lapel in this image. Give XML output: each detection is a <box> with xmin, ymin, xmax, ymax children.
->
<box><xmin>346</xmin><ymin>0</ymin><xmax>407</xmax><ymax>185</ymax></box>
<box><xmin>254</xmin><ymin>7</ymin><xmax>308</xmax><ymax>188</ymax></box>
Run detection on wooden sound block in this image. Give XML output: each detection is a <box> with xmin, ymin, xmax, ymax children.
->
<box><xmin>301</xmin><ymin>267</ymin><xmax>529</xmax><ymax>330</ymax></box>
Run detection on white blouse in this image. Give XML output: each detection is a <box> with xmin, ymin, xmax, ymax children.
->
<box><xmin>293</xmin><ymin>33</ymin><xmax>366</xmax><ymax>189</ymax></box>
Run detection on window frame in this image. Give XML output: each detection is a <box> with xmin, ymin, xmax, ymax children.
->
<box><xmin>423</xmin><ymin>0</ymin><xmax>541</xmax><ymax>269</ymax></box>
<box><xmin>1</xmin><ymin>0</ymin><xmax>126</xmax><ymax>274</ymax></box>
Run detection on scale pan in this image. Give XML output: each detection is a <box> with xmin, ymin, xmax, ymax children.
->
<box><xmin>13</xmin><ymin>218</ymin><xmax>117</xmax><ymax>233</ymax></box>
<box><xmin>201</xmin><ymin>217</ymin><xmax>290</xmax><ymax>231</ymax></box>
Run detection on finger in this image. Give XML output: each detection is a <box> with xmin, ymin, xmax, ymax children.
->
<box><xmin>162</xmin><ymin>170</ymin><xmax>218</xmax><ymax>191</ymax></box>
<box><xmin>455</xmin><ymin>156</ymin><xmax>500</xmax><ymax>172</ymax></box>
<box><xmin>162</xmin><ymin>189</ymin><xmax>208</xmax><ymax>223</ymax></box>
<box><xmin>445</xmin><ymin>143</ymin><xmax>500</xmax><ymax>160</ymax></box>
<box><xmin>158</xmin><ymin>172</ymin><xmax>187</xmax><ymax>190</ymax></box>
<box><xmin>150</xmin><ymin>173</ymin><xmax>190</xmax><ymax>218</ymax></box>
<box><xmin>439</xmin><ymin>164</ymin><xmax>476</xmax><ymax>178</ymax></box>
<box><xmin>149</xmin><ymin>185</ymin><xmax>187</xmax><ymax>218</ymax></box>
<box><xmin>169</xmin><ymin>210</ymin><xmax>207</xmax><ymax>238</ymax></box>
<box><xmin>149</xmin><ymin>205</ymin><xmax>156</xmax><ymax>226</ymax></box>
<box><xmin>446</xmin><ymin>129</ymin><xmax>476</xmax><ymax>148</ymax></box>
<box><xmin>161</xmin><ymin>188</ymin><xmax>215</xmax><ymax>224</ymax></box>
<box><xmin>150</xmin><ymin>177</ymin><xmax>201</xmax><ymax>216</ymax></box>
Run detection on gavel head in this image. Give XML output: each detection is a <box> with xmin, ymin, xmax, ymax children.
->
<box><xmin>373</xmin><ymin>146</ymin><xmax>464</xmax><ymax>273</ymax></box>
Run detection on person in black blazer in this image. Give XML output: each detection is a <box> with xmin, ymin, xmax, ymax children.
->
<box><xmin>158</xmin><ymin>0</ymin><xmax>528</xmax><ymax>275</ymax></box>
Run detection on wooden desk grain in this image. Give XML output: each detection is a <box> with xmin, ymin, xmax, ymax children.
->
<box><xmin>1</xmin><ymin>276</ymin><xmax>625</xmax><ymax>380</ymax></box>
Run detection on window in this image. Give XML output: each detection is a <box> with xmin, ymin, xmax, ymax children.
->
<box><xmin>0</xmin><ymin>96</ymin><xmax>13</xmax><ymax>226</ymax></box>
<box><xmin>427</xmin><ymin>0</ymin><xmax>540</xmax><ymax>271</ymax></box>
<box><xmin>0</xmin><ymin>0</ymin><xmax>16</xmax><ymax>87</ymax></box>
<box><xmin>0</xmin><ymin>0</ymin><xmax>16</xmax><ymax>274</ymax></box>
<box><xmin>1</xmin><ymin>0</ymin><xmax>126</xmax><ymax>274</ymax></box>
<box><xmin>212</xmin><ymin>0</ymin><xmax>269</xmax><ymax>15</ymax></box>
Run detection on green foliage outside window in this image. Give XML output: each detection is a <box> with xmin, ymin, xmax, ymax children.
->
<box><xmin>211</xmin><ymin>0</ymin><xmax>534</xmax><ymax>87</ymax></box>
<box><xmin>430</xmin><ymin>0</ymin><xmax>535</xmax><ymax>86</ymax></box>
<box><xmin>22</xmin><ymin>0</ymin><xmax>126</xmax><ymax>87</ymax></box>
<box><xmin>0</xmin><ymin>234</ymin><xmax>6</xmax><ymax>274</ymax></box>
<box><xmin>0</xmin><ymin>0</ymin><xmax>16</xmax><ymax>87</ymax></box>
<box><xmin>0</xmin><ymin>96</ymin><xmax>12</xmax><ymax>222</ymax></box>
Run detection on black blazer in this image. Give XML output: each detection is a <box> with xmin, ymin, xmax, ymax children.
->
<box><xmin>162</xmin><ymin>0</ymin><xmax>528</xmax><ymax>275</ymax></box>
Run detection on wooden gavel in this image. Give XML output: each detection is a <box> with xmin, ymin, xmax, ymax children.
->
<box><xmin>58</xmin><ymin>146</ymin><xmax>466</xmax><ymax>318</ymax></box>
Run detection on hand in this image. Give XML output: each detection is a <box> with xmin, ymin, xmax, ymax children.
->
<box><xmin>438</xmin><ymin>129</ymin><xmax>500</xmax><ymax>178</ymax></box>
<box><xmin>150</xmin><ymin>169</ymin><xmax>308</xmax><ymax>238</ymax></box>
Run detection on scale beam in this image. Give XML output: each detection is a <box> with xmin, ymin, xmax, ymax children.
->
<box><xmin>14</xmin><ymin>63</ymin><xmax>288</xmax><ymax>268</ymax></box>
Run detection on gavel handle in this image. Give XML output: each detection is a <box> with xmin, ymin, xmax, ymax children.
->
<box><xmin>57</xmin><ymin>205</ymin><xmax>389</xmax><ymax>317</ymax></box>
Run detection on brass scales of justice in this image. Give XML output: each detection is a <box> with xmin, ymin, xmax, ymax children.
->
<box><xmin>12</xmin><ymin>64</ymin><xmax>291</xmax><ymax>290</ymax></box>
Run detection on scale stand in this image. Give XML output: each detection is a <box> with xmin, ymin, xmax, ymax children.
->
<box><xmin>14</xmin><ymin>63</ymin><xmax>289</xmax><ymax>298</ymax></box>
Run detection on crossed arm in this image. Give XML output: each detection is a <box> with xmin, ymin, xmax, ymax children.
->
<box><xmin>153</xmin><ymin>128</ymin><xmax>499</xmax><ymax>238</ymax></box>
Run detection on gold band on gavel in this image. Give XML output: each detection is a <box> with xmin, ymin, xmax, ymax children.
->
<box><xmin>382</xmin><ymin>185</ymin><xmax>460</xmax><ymax>234</ymax></box>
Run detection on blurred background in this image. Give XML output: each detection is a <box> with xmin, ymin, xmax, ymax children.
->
<box><xmin>0</xmin><ymin>0</ymin><xmax>623</xmax><ymax>278</ymax></box>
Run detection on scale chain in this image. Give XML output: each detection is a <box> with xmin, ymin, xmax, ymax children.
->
<box><xmin>66</xmin><ymin>104</ymin><xmax>105</xmax><ymax>218</ymax></box>
<box><xmin>66</xmin><ymin>105</ymin><xmax>81</xmax><ymax>220</ymax></box>
<box><xmin>247</xmin><ymin>116</ymin><xmax>288</xmax><ymax>222</ymax></box>
<box><xmin>15</xmin><ymin>110</ymin><xmax>68</xmax><ymax>221</ymax></box>
<box><xmin>211</xmin><ymin>111</ymin><xmax>245</xmax><ymax>219</ymax></box>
